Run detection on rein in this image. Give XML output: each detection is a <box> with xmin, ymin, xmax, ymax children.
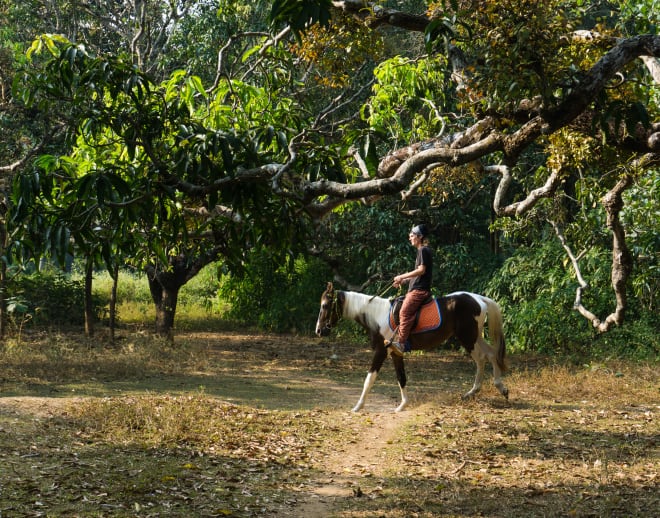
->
<box><xmin>332</xmin><ymin>291</ymin><xmax>343</xmax><ymax>321</ymax></box>
<box><xmin>369</xmin><ymin>283</ymin><xmax>395</xmax><ymax>302</ymax></box>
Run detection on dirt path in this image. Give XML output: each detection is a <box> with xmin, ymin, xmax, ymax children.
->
<box><xmin>289</xmin><ymin>386</ymin><xmax>413</xmax><ymax>517</ymax></box>
<box><xmin>0</xmin><ymin>331</ymin><xmax>422</xmax><ymax>517</ymax></box>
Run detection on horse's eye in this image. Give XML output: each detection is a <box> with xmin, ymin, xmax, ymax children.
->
<box><xmin>322</xmin><ymin>303</ymin><xmax>330</xmax><ymax>310</ymax></box>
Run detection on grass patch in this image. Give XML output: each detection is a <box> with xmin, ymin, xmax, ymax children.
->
<box><xmin>1</xmin><ymin>397</ymin><xmax>344</xmax><ymax>516</ymax></box>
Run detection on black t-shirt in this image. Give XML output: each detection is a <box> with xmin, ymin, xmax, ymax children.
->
<box><xmin>409</xmin><ymin>246</ymin><xmax>433</xmax><ymax>292</ymax></box>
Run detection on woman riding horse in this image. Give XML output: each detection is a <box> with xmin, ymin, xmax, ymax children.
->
<box><xmin>316</xmin><ymin>282</ymin><xmax>509</xmax><ymax>412</ymax></box>
<box><xmin>388</xmin><ymin>224</ymin><xmax>433</xmax><ymax>356</ymax></box>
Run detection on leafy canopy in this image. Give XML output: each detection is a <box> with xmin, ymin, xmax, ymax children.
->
<box><xmin>11</xmin><ymin>33</ymin><xmax>316</xmax><ymax>272</ymax></box>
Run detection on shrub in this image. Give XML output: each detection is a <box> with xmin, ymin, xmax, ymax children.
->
<box><xmin>218</xmin><ymin>252</ymin><xmax>332</xmax><ymax>333</ymax></box>
<box><xmin>6</xmin><ymin>270</ymin><xmax>105</xmax><ymax>328</ymax></box>
<box><xmin>92</xmin><ymin>269</ymin><xmax>152</xmax><ymax>306</ymax></box>
<box><xmin>486</xmin><ymin>239</ymin><xmax>660</xmax><ymax>358</ymax></box>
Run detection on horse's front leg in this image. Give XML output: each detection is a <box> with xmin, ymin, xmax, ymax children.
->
<box><xmin>391</xmin><ymin>354</ymin><xmax>409</xmax><ymax>412</ymax></box>
<box><xmin>352</xmin><ymin>345</ymin><xmax>388</xmax><ymax>412</ymax></box>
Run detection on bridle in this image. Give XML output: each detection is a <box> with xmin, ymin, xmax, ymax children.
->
<box><xmin>319</xmin><ymin>289</ymin><xmax>343</xmax><ymax>332</ymax></box>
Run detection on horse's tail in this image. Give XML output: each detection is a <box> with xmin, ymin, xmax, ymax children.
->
<box><xmin>482</xmin><ymin>296</ymin><xmax>506</xmax><ymax>372</ymax></box>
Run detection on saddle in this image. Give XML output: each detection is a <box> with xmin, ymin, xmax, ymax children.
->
<box><xmin>389</xmin><ymin>295</ymin><xmax>442</xmax><ymax>334</ymax></box>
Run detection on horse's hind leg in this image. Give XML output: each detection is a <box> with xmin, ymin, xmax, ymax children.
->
<box><xmin>477</xmin><ymin>337</ymin><xmax>509</xmax><ymax>399</ymax></box>
<box><xmin>391</xmin><ymin>354</ymin><xmax>409</xmax><ymax>412</ymax></box>
<box><xmin>463</xmin><ymin>346</ymin><xmax>486</xmax><ymax>399</ymax></box>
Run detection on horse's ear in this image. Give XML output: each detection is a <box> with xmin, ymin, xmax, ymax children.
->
<box><xmin>326</xmin><ymin>281</ymin><xmax>334</xmax><ymax>293</ymax></box>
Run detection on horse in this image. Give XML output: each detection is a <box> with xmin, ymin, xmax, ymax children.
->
<box><xmin>315</xmin><ymin>282</ymin><xmax>509</xmax><ymax>412</ymax></box>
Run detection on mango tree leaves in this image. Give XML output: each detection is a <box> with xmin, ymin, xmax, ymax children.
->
<box><xmin>12</xmin><ymin>34</ymin><xmax>318</xmax><ymax>278</ymax></box>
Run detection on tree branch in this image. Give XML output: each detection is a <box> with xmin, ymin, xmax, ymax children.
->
<box><xmin>551</xmin><ymin>220</ymin><xmax>602</xmax><ymax>324</ymax></box>
<box><xmin>571</xmin><ymin>30</ymin><xmax>660</xmax><ymax>84</ymax></box>
<box><xmin>0</xmin><ymin>125</ymin><xmax>64</xmax><ymax>175</ymax></box>
<box><xmin>302</xmin><ymin>35</ymin><xmax>660</xmax><ymax>219</ymax></box>
<box><xmin>492</xmin><ymin>166</ymin><xmax>564</xmax><ymax>217</ymax></box>
<box><xmin>303</xmin><ymin>132</ymin><xmax>503</xmax><ymax>216</ymax></box>
<box><xmin>331</xmin><ymin>0</ymin><xmax>430</xmax><ymax>32</ymax></box>
<box><xmin>168</xmin><ymin>163</ymin><xmax>284</xmax><ymax>196</ymax></box>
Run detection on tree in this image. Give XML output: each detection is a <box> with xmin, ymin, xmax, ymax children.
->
<box><xmin>6</xmin><ymin>0</ymin><xmax>660</xmax><ymax>337</ymax></box>
<box><xmin>0</xmin><ymin>0</ymin><xmax>188</xmax><ymax>336</ymax></box>
<box><xmin>270</xmin><ymin>0</ymin><xmax>660</xmax><ymax>332</ymax></box>
<box><xmin>11</xmin><ymin>31</ymin><xmax>314</xmax><ymax>336</ymax></box>
<box><xmin>3</xmin><ymin>1</ymin><xmax>290</xmax><ymax>336</ymax></box>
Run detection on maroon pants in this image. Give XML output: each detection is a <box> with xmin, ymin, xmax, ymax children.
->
<box><xmin>398</xmin><ymin>289</ymin><xmax>431</xmax><ymax>344</ymax></box>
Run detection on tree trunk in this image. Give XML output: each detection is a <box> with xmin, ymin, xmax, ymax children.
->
<box><xmin>0</xmin><ymin>213</ymin><xmax>7</xmax><ymax>338</ymax></box>
<box><xmin>155</xmin><ymin>285</ymin><xmax>178</xmax><ymax>339</ymax></box>
<box><xmin>148</xmin><ymin>273</ymin><xmax>180</xmax><ymax>339</ymax></box>
<box><xmin>0</xmin><ymin>253</ymin><xmax>6</xmax><ymax>339</ymax></box>
<box><xmin>109</xmin><ymin>263</ymin><xmax>119</xmax><ymax>343</ymax></box>
<box><xmin>146</xmin><ymin>252</ymin><xmax>222</xmax><ymax>338</ymax></box>
<box><xmin>598</xmin><ymin>175</ymin><xmax>634</xmax><ymax>330</ymax></box>
<box><xmin>84</xmin><ymin>256</ymin><xmax>94</xmax><ymax>337</ymax></box>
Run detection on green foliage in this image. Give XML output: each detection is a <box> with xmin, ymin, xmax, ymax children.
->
<box><xmin>434</xmin><ymin>241</ymin><xmax>501</xmax><ymax>294</ymax></box>
<box><xmin>5</xmin><ymin>270</ymin><xmax>105</xmax><ymax>328</ymax></box>
<box><xmin>486</xmin><ymin>237</ymin><xmax>660</xmax><ymax>358</ymax></box>
<box><xmin>162</xmin><ymin>1</ymin><xmax>270</xmax><ymax>83</ymax></box>
<box><xmin>617</xmin><ymin>0</ymin><xmax>659</xmax><ymax>35</ymax></box>
<box><xmin>486</xmin><ymin>244</ymin><xmax>585</xmax><ymax>354</ymax></box>
<box><xmin>316</xmin><ymin>198</ymin><xmax>501</xmax><ymax>297</ymax></box>
<box><xmin>91</xmin><ymin>269</ymin><xmax>152</xmax><ymax>306</ymax></box>
<box><xmin>318</xmin><ymin>203</ymin><xmax>412</xmax><ymax>289</ymax></box>
<box><xmin>623</xmin><ymin>169</ymin><xmax>660</xmax><ymax>312</ymax></box>
<box><xmin>591</xmin><ymin>312</ymin><xmax>660</xmax><ymax>360</ymax></box>
<box><xmin>177</xmin><ymin>264</ymin><xmax>223</xmax><ymax>310</ymax></box>
<box><xmin>11</xmin><ymin>34</ymin><xmax>316</xmax><ymax>287</ymax></box>
<box><xmin>363</xmin><ymin>55</ymin><xmax>449</xmax><ymax>143</ymax></box>
<box><xmin>218</xmin><ymin>252</ymin><xmax>332</xmax><ymax>333</ymax></box>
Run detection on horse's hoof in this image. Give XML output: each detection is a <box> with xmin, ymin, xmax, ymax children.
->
<box><xmin>502</xmin><ymin>388</ymin><xmax>509</xmax><ymax>400</ymax></box>
<box><xmin>462</xmin><ymin>392</ymin><xmax>475</xmax><ymax>400</ymax></box>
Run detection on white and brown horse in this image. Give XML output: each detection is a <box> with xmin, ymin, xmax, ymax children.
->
<box><xmin>315</xmin><ymin>282</ymin><xmax>508</xmax><ymax>412</ymax></box>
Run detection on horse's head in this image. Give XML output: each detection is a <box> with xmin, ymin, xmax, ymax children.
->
<box><xmin>315</xmin><ymin>281</ymin><xmax>342</xmax><ymax>337</ymax></box>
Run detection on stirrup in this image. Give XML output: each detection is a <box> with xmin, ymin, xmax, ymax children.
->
<box><xmin>384</xmin><ymin>339</ymin><xmax>405</xmax><ymax>356</ymax></box>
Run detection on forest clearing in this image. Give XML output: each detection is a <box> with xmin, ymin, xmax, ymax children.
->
<box><xmin>2</xmin><ymin>3</ymin><xmax>659</xmax><ymax>515</ymax></box>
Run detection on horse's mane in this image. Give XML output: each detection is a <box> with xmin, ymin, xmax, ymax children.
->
<box><xmin>341</xmin><ymin>291</ymin><xmax>391</xmax><ymax>331</ymax></box>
